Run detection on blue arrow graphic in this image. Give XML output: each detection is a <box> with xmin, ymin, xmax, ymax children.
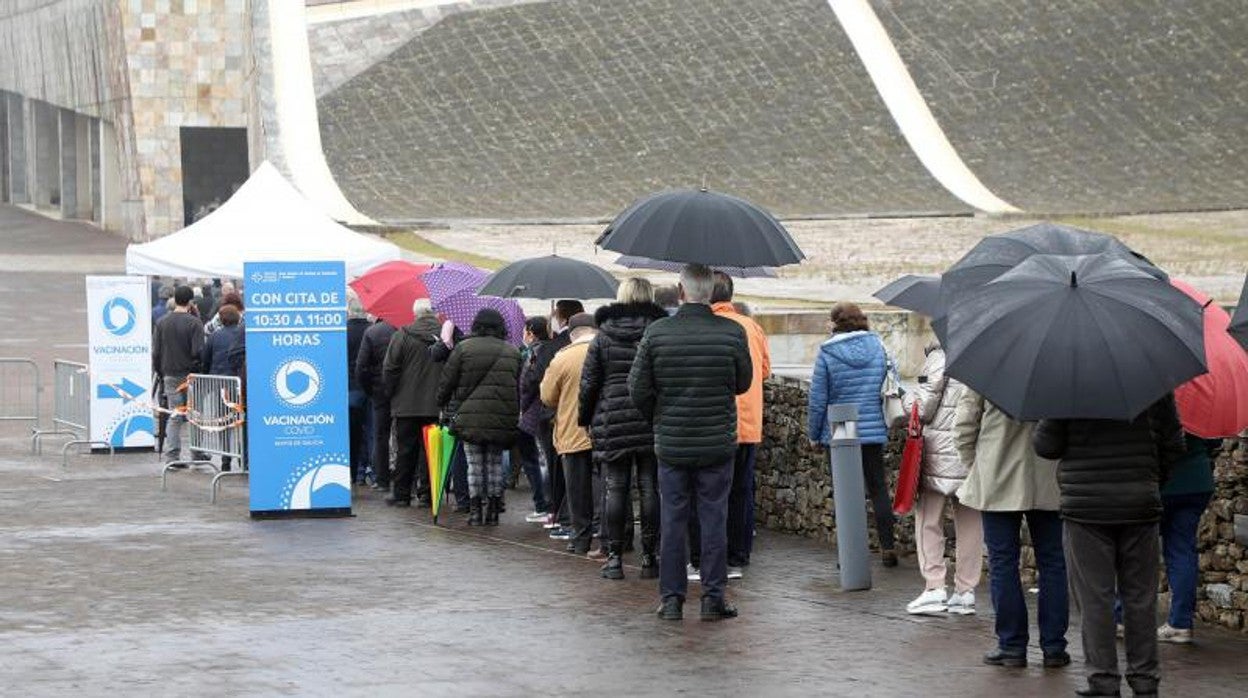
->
<box><xmin>97</xmin><ymin>378</ymin><xmax>145</xmax><ymax>402</ymax></box>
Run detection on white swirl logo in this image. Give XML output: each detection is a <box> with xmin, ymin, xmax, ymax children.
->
<box><xmin>273</xmin><ymin>359</ymin><xmax>321</xmax><ymax>407</ymax></box>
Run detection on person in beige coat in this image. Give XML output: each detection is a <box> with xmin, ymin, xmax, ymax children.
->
<box><xmin>903</xmin><ymin>344</ymin><xmax>983</xmax><ymax>616</ymax></box>
<box><xmin>540</xmin><ymin>313</ymin><xmax>597</xmax><ymax>556</ymax></box>
<box><xmin>956</xmin><ymin>390</ymin><xmax>1070</xmax><ymax>670</ymax></box>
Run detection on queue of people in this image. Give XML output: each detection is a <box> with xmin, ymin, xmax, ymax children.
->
<box><xmin>333</xmin><ymin>259</ymin><xmax>1211</xmax><ymax>695</ymax></box>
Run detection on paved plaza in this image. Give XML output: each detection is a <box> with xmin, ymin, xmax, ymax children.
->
<box><xmin>2</xmin><ymin>204</ymin><xmax>1247</xmax><ymax>695</ymax></box>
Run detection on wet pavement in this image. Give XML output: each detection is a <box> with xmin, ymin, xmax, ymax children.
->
<box><xmin>2</xmin><ymin>203</ymin><xmax>1247</xmax><ymax>695</ymax></box>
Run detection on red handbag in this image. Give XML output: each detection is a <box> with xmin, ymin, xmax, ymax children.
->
<box><xmin>892</xmin><ymin>402</ymin><xmax>924</xmax><ymax>515</ymax></box>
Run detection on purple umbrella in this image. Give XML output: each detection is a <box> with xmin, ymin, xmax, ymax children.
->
<box><xmin>421</xmin><ymin>262</ymin><xmax>489</xmax><ymax>306</ymax></box>
<box><xmin>436</xmin><ymin>288</ymin><xmax>526</xmax><ymax>346</ymax></box>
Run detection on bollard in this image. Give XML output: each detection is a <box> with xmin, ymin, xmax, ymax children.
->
<box><xmin>828</xmin><ymin>404</ymin><xmax>871</xmax><ymax>591</ymax></box>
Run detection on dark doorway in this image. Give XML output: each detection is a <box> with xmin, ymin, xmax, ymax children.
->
<box><xmin>180</xmin><ymin>127</ymin><xmax>248</xmax><ymax>225</ymax></box>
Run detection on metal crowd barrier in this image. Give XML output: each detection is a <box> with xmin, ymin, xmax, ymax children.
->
<box><xmin>30</xmin><ymin>360</ymin><xmax>114</xmax><ymax>466</ymax></box>
<box><xmin>0</xmin><ymin>357</ymin><xmax>41</xmax><ymax>431</ymax></box>
<box><xmin>160</xmin><ymin>373</ymin><xmax>247</xmax><ymax>503</ymax></box>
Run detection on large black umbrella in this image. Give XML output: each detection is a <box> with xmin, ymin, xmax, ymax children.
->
<box><xmin>1230</xmin><ymin>274</ymin><xmax>1248</xmax><ymax>352</ymax></box>
<box><xmin>942</xmin><ymin>253</ymin><xmax>1205</xmax><ymax>421</ymax></box>
<box><xmin>614</xmin><ymin>255</ymin><xmax>778</xmax><ymax>278</ymax></box>
<box><xmin>476</xmin><ymin>254</ymin><xmax>619</xmax><ymax>299</ymax></box>
<box><xmin>595</xmin><ymin>189</ymin><xmax>805</xmax><ymax>267</ymax></box>
<box><xmin>873</xmin><ymin>274</ymin><xmax>941</xmax><ymax>317</ymax></box>
<box><xmin>935</xmin><ymin>222</ymin><xmax>1168</xmax><ymax>340</ymax></box>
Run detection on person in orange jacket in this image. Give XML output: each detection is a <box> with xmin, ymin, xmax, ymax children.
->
<box><xmin>709</xmin><ymin>271</ymin><xmax>771</xmax><ymax>579</ymax></box>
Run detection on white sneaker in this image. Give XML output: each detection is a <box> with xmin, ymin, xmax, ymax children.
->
<box><xmin>906</xmin><ymin>587</ymin><xmax>948</xmax><ymax>615</ymax></box>
<box><xmin>727</xmin><ymin>566</ymin><xmax>744</xmax><ymax>580</ymax></box>
<box><xmin>686</xmin><ymin>563</ymin><xmax>700</xmax><ymax>582</ymax></box>
<box><xmin>946</xmin><ymin>590</ymin><xmax>976</xmax><ymax>615</ymax></box>
<box><xmin>524</xmin><ymin>511</ymin><xmax>549</xmax><ymax>523</ymax></box>
<box><xmin>1157</xmin><ymin>624</ymin><xmax>1193</xmax><ymax>644</ymax></box>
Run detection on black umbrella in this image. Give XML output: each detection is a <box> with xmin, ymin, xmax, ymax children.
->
<box><xmin>935</xmin><ymin>222</ymin><xmax>1168</xmax><ymax>340</ymax></box>
<box><xmin>873</xmin><ymin>274</ymin><xmax>942</xmax><ymax>317</ymax></box>
<box><xmin>942</xmin><ymin>253</ymin><xmax>1205</xmax><ymax>421</ymax></box>
<box><xmin>614</xmin><ymin>255</ymin><xmax>778</xmax><ymax>278</ymax></box>
<box><xmin>476</xmin><ymin>255</ymin><xmax>619</xmax><ymax>300</ymax></box>
<box><xmin>596</xmin><ymin>189</ymin><xmax>805</xmax><ymax>267</ymax></box>
<box><xmin>1230</xmin><ymin>274</ymin><xmax>1248</xmax><ymax>351</ymax></box>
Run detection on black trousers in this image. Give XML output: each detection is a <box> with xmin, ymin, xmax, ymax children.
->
<box><xmin>392</xmin><ymin>416</ymin><xmax>436</xmax><ymax>502</ymax></box>
<box><xmin>861</xmin><ymin>443</ymin><xmax>896</xmax><ymax>551</ymax></box>
<box><xmin>605</xmin><ymin>453</ymin><xmax>658</xmax><ymax>554</ymax></box>
<box><xmin>539</xmin><ymin>420</ymin><xmax>568</xmax><ymax>525</ymax></box>
<box><xmin>562</xmin><ymin>450</ymin><xmax>594</xmax><ymax>553</ymax></box>
<box><xmin>371</xmin><ymin>401</ymin><xmax>393</xmax><ymax>487</ymax></box>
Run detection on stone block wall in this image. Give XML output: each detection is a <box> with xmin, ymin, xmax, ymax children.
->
<box><xmin>755</xmin><ymin>375</ymin><xmax>1248</xmax><ymax>634</ymax></box>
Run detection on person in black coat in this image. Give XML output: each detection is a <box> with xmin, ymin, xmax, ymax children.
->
<box><xmin>436</xmin><ymin>308</ymin><xmax>521</xmax><ymax>526</ymax></box>
<box><xmin>578</xmin><ymin>279</ymin><xmax>667</xmax><ymax>580</ymax></box>
<box><xmin>345</xmin><ymin>294</ymin><xmax>372</xmax><ymax>485</ymax></box>
<box><xmin>1033</xmin><ymin>395</ymin><xmax>1184</xmax><ymax>698</ymax></box>
<box><xmin>520</xmin><ymin>299</ymin><xmax>583</xmax><ymax>534</ymax></box>
<box><xmin>355</xmin><ymin>318</ymin><xmax>397</xmax><ymax>489</ymax></box>
<box><xmin>381</xmin><ymin>300</ymin><xmax>445</xmax><ymax>506</ymax></box>
<box><xmin>516</xmin><ymin>317</ymin><xmax>552</xmax><ymax>520</ymax></box>
<box><xmin>629</xmin><ymin>264</ymin><xmax>752</xmax><ymax>621</ymax></box>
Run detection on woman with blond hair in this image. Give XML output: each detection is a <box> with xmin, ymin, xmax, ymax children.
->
<box><xmin>579</xmin><ymin>277</ymin><xmax>669</xmax><ymax>579</ymax></box>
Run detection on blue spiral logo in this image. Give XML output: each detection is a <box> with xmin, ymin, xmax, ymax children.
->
<box><xmin>102</xmin><ymin>297</ymin><xmax>137</xmax><ymax>336</ymax></box>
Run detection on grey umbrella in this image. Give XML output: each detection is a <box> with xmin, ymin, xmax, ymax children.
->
<box><xmin>614</xmin><ymin>255</ymin><xmax>778</xmax><ymax>278</ymax></box>
<box><xmin>476</xmin><ymin>254</ymin><xmax>619</xmax><ymax>300</ymax></box>
<box><xmin>873</xmin><ymin>274</ymin><xmax>941</xmax><ymax>317</ymax></box>
<box><xmin>1230</xmin><ymin>274</ymin><xmax>1248</xmax><ymax>352</ymax></box>
<box><xmin>934</xmin><ymin>222</ymin><xmax>1168</xmax><ymax>340</ymax></box>
<box><xmin>942</xmin><ymin>253</ymin><xmax>1205</xmax><ymax>421</ymax></box>
<box><xmin>596</xmin><ymin>189</ymin><xmax>805</xmax><ymax>267</ymax></box>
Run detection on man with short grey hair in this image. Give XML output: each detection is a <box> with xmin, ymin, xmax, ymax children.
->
<box><xmin>629</xmin><ymin>264</ymin><xmax>753</xmax><ymax>621</ymax></box>
<box><xmin>382</xmin><ymin>298</ymin><xmax>445</xmax><ymax>506</ymax></box>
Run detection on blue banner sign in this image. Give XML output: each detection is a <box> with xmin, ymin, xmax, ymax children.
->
<box><xmin>244</xmin><ymin>261</ymin><xmax>352</xmax><ymax>517</ymax></box>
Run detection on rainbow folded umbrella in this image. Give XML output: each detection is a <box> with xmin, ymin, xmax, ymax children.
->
<box><xmin>423</xmin><ymin>424</ymin><xmax>456</xmax><ymax>523</ymax></box>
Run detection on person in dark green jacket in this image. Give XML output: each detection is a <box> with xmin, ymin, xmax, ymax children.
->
<box><xmin>629</xmin><ymin>264</ymin><xmax>752</xmax><ymax>622</ymax></box>
<box><xmin>437</xmin><ymin>308</ymin><xmax>521</xmax><ymax>526</ymax></box>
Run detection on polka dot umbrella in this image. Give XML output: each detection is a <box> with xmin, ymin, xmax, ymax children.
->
<box><xmin>435</xmin><ymin>288</ymin><xmax>526</xmax><ymax>347</ymax></box>
<box><xmin>420</xmin><ymin>262</ymin><xmax>490</xmax><ymax>307</ymax></box>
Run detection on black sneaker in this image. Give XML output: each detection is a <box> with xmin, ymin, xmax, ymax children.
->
<box><xmin>656</xmin><ymin>597</ymin><xmax>683</xmax><ymax>621</ymax></box>
<box><xmin>1042</xmin><ymin>650</ymin><xmax>1071</xmax><ymax>668</ymax></box>
<box><xmin>700</xmin><ymin>596</ymin><xmax>739</xmax><ymax>621</ymax></box>
<box><xmin>384</xmin><ymin>495</ymin><xmax>411</xmax><ymax>507</ymax></box>
<box><xmin>601</xmin><ymin>554</ymin><xmax>624</xmax><ymax>580</ymax></box>
<box><xmin>638</xmin><ymin>553</ymin><xmax>659</xmax><ymax>579</ymax></box>
<box><xmin>983</xmin><ymin>648</ymin><xmax>1027</xmax><ymax>667</ymax></box>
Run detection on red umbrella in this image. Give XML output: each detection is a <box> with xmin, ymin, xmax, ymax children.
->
<box><xmin>1172</xmin><ymin>279</ymin><xmax>1248</xmax><ymax>438</ymax></box>
<box><xmin>349</xmin><ymin>260</ymin><xmax>433</xmax><ymax>328</ymax></box>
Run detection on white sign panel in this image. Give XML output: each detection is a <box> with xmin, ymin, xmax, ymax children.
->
<box><xmin>85</xmin><ymin>276</ymin><xmax>156</xmax><ymax>448</ymax></box>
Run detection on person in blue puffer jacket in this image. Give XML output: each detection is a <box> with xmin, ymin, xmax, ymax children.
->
<box><xmin>808</xmin><ymin>301</ymin><xmax>898</xmax><ymax>566</ymax></box>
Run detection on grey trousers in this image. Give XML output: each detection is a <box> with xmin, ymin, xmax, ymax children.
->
<box><xmin>1065</xmin><ymin>520</ymin><xmax>1160</xmax><ymax>695</ymax></box>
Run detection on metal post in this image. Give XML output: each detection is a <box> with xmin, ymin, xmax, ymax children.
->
<box><xmin>828</xmin><ymin>404</ymin><xmax>871</xmax><ymax>591</ymax></box>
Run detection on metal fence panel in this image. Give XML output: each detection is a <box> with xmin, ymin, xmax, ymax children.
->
<box><xmin>161</xmin><ymin>373</ymin><xmax>248</xmax><ymax>502</ymax></box>
<box><xmin>52</xmin><ymin>360</ymin><xmax>90</xmax><ymax>432</ymax></box>
<box><xmin>0</xmin><ymin>357</ymin><xmax>41</xmax><ymax>425</ymax></box>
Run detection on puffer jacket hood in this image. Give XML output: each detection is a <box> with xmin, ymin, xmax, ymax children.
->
<box><xmin>579</xmin><ymin>302</ymin><xmax>668</xmax><ymax>461</ymax></box>
<box><xmin>808</xmin><ymin>330</ymin><xmax>889</xmax><ymax>445</ymax></box>
<box><xmin>822</xmin><ymin>331</ymin><xmax>879</xmax><ymax>368</ymax></box>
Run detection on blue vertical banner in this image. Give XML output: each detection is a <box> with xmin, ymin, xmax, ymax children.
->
<box><xmin>244</xmin><ymin>261</ymin><xmax>352</xmax><ymax>518</ymax></box>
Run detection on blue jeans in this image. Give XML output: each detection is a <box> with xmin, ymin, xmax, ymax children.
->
<box><xmin>1162</xmin><ymin>492</ymin><xmax>1211</xmax><ymax>629</ymax></box>
<box><xmin>981</xmin><ymin>510</ymin><xmax>1069</xmax><ymax>655</ymax></box>
<box><xmin>659</xmin><ymin>459</ymin><xmax>733</xmax><ymax>603</ymax></box>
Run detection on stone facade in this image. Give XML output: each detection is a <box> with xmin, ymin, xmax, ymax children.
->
<box><xmin>0</xmin><ymin>0</ymin><xmax>251</xmax><ymax>239</ymax></box>
<box><xmin>755</xmin><ymin>375</ymin><xmax>1248</xmax><ymax>634</ymax></box>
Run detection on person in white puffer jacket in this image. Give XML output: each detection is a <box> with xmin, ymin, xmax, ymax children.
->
<box><xmin>903</xmin><ymin>342</ymin><xmax>983</xmax><ymax>616</ymax></box>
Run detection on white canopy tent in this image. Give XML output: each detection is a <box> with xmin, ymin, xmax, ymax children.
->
<box><xmin>125</xmin><ymin>161</ymin><xmax>400</xmax><ymax>279</ymax></box>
